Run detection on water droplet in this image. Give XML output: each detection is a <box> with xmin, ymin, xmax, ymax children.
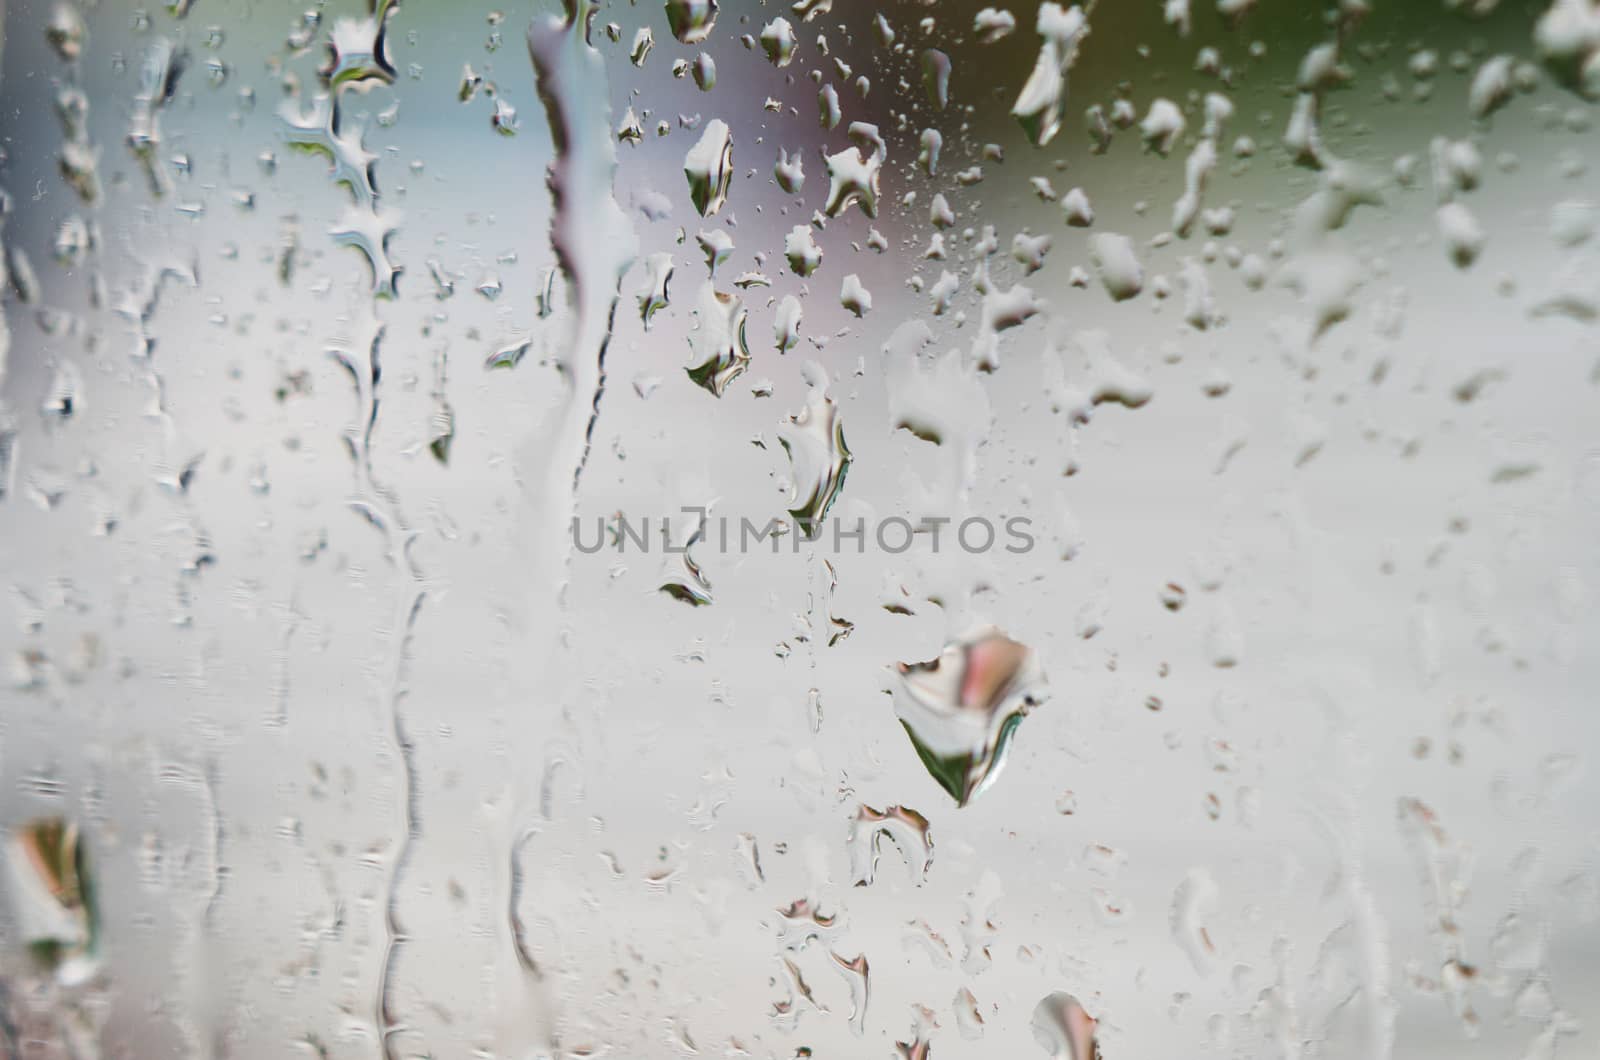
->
<box><xmin>1170</xmin><ymin>868</ymin><xmax>1218</xmax><ymax>975</ymax></box>
<box><xmin>1012</xmin><ymin>232</ymin><xmax>1051</xmax><ymax>274</ymax></box>
<box><xmin>831</xmin><ymin>952</ymin><xmax>871</xmax><ymax>1037</ymax></box>
<box><xmin>1012</xmin><ymin>4</ymin><xmax>1091</xmax><ymax>147</ymax></box>
<box><xmin>697</xmin><ymin>228</ymin><xmax>734</xmax><ymax>277</ymax></box>
<box><xmin>5</xmin><ymin>818</ymin><xmax>99</xmax><ymax>986</ymax></box>
<box><xmin>893</xmin><ymin>628</ymin><xmax>1047</xmax><ymax>806</ymax></box>
<box><xmin>692</xmin><ymin>51</ymin><xmax>717</xmax><ymax>91</ymax></box>
<box><xmin>46</xmin><ymin>4</ymin><xmax>87</xmax><ymax>62</ymax></box>
<box><xmin>818</xmin><ymin>83</ymin><xmax>842</xmax><ymax>129</ymax></box>
<box><xmin>459</xmin><ymin>63</ymin><xmax>483</xmax><ymax>101</ymax></box>
<box><xmin>1061</xmin><ymin>186</ymin><xmax>1094</xmax><ymax>227</ymax></box>
<box><xmin>1533</xmin><ymin>2</ymin><xmax>1600</xmax><ymax>100</ymax></box>
<box><xmin>684</xmin><ymin>118</ymin><xmax>733</xmax><ymax>216</ymax></box>
<box><xmin>940</xmin><ymin>988</ymin><xmax>981</xmax><ymax>1043</ymax></box>
<box><xmin>774</xmin><ymin>294</ymin><xmax>803</xmax><ymax>354</ymax></box>
<box><xmin>975</xmin><ymin>8</ymin><xmax>1017</xmax><ymax>44</ymax></box>
<box><xmin>785</xmin><ymin>225</ymin><xmax>824</xmax><ymax>276</ymax></box>
<box><xmin>775</xmin><ymin>897</ymin><xmax>838</xmax><ymax>950</ymax></box>
<box><xmin>325</xmin><ymin>8</ymin><xmax>398</xmax><ymax>89</ymax></box>
<box><xmin>840</xmin><ymin>274</ymin><xmax>872</xmax><ymax>317</ymax></box>
<box><xmin>824</xmin><ymin>122</ymin><xmax>886</xmax><ymax>218</ymax></box>
<box><xmin>629</xmin><ymin>26</ymin><xmax>654</xmax><ymax>68</ymax></box>
<box><xmin>775</xmin><ymin>147</ymin><xmax>805</xmax><ymax>193</ymax></box>
<box><xmin>127</xmin><ymin>38</ymin><xmax>188</xmax><ymax>197</ymax></box>
<box><xmin>918</xmin><ymin>128</ymin><xmax>943</xmax><ymax>176</ymax></box>
<box><xmin>685</xmin><ymin>282</ymin><xmax>750</xmax><ymax>397</ymax></box>
<box><xmin>637</xmin><ymin>252</ymin><xmax>674</xmax><ymax>329</ymax></box>
<box><xmin>790</xmin><ymin>0</ymin><xmax>832</xmax><ymax>19</ymax></box>
<box><xmin>1140</xmin><ymin>97</ymin><xmax>1186</xmax><ymax>155</ymax></box>
<box><xmin>778</xmin><ymin>363</ymin><xmax>851</xmax><ymax>529</ymax></box>
<box><xmin>848</xmin><ymin>804</ymin><xmax>933</xmax><ymax>885</ymax></box>
<box><xmin>664</xmin><ymin>0</ymin><xmax>719</xmax><ymax>44</ymax></box>
<box><xmin>1469</xmin><ymin>54</ymin><xmax>1516</xmax><ymax>118</ymax></box>
<box><xmin>760</xmin><ymin>17</ymin><xmax>798</xmax><ymax>67</ymax></box>
<box><xmin>1031</xmin><ymin>992</ymin><xmax>1099</xmax><ymax>1060</ymax></box>
<box><xmin>1437</xmin><ymin>202</ymin><xmax>1486</xmax><ymax>267</ymax></box>
<box><xmin>921</xmin><ymin>49</ymin><xmax>951</xmax><ymax>108</ymax></box>
<box><xmin>1088</xmin><ymin>232</ymin><xmax>1143</xmax><ymax>300</ymax></box>
<box><xmin>42</xmin><ymin>361</ymin><xmax>82</xmax><ymax>421</ymax></box>
<box><xmin>491</xmin><ymin>94</ymin><xmax>519</xmax><ymax>135</ymax></box>
<box><xmin>659</xmin><ymin>509</ymin><xmax>714</xmax><ymax>606</ymax></box>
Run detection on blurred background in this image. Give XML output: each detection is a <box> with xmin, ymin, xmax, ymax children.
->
<box><xmin>0</xmin><ymin>0</ymin><xmax>1597</xmax><ymax>1056</ymax></box>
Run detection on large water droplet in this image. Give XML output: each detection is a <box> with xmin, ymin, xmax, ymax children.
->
<box><xmin>1088</xmin><ymin>232</ymin><xmax>1143</xmax><ymax>300</ymax></box>
<box><xmin>760</xmin><ymin>17</ymin><xmax>798</xmax><ymax>67</ymax></box>
<box><xmin>664</xmin><ymin>0</ymin><xmax>719</xmax><ymax>44</ymax></box>
<box><xmin>832</xmin><ymin>952</ymin><xmax>871</xmax><ymax>1037</ymax></box>
<box><xmin>629</xmin><ymin>26</ymin><xmax>654</xmax><ymax>68</ymax></box>
<box><xmin>778</xmin><ymin>363</ymin><xmax>851</xmax><ymax>529</ymax></box>
<box><xmin>824</xmin><ymin>122</ymin><xmax>886</xmax><ymax>219</ymax></box>
<box><xmin>893</xmin><ymin>628</ymin><xmax>1047</xmax><ymax>806</ymax></box>
<box><xmin>921</xmin><ymin>49</ymin><xmax>951</xmax><ymax>109</ymax></box>
<box><xmin>975</xmin><ymin>8</ymin><xmax>1017</xmax><ymax>43</ymax></box>
<box><xmin>685</xmin><ymin>282</ymin><xmax>750</xmax><ymax>397</ymax></box>
<box><xmin>5</xmin><ymin>817</ymin><xmax>99</xmax><ymax>986</ymax></box>
<box><xmin>46</xmin><ymin>4</ymin><xmax>87</xmax><ymax>62</ymax></box>
<box><xmin>785</xmin><ymin>225</ymin><xmax>824</xmax><ymax>276</ymax></box>
<box><xmin>818</xmin><ymin>83</ymin><xmax>842</xmax><ymax>129</ymax></box>
<box><xmin>840</xmin><ymin>273</ymin><xmax>872</xmax><ymax>317</ymax></box>
<box><xmin>1139</xmin><ymin>97</ymin><xmax>1186</xmax><ymax>155</ymax></box>
<box><xmin>1437</xmin><ymin>202</ymin><xmax>1486</xmax><ymax>268</ymax></box>
<box><xmin>692</xmin><ymin>51</ymin><xmax>716</xmax><ymax>90</ymax></box>
<box><xmin>1031</xmin><ymin>992</ymin><xmax>1099</xmax><ymax>1059</ymax></box>
<box><xmin>774</xmin><ymin>294</ymin><xmax>803</xmax><ymax>353</ymax></box>
<box><xmin>848</xmin><ymin>804</ymin><xmax>933</xmax><ymax>886</ymax></box>
<box><xmin>684</xmin><ymin>118</ymin><xmax>733</xmax><ymax>216</ymax></box>
<box><xmin>1012</xmin><ymin>4</ymin><xmax>1091</xmax><ymax>147</ymax></box>
<box><xmin>775</xmin><ymin>147</ymin><xmax>805</xmax><ymax>193</ymax></box>
<box><xmin>637</xmin><ymin>252</ymin><xmax>674</xmax><ymax>329</ymax></box>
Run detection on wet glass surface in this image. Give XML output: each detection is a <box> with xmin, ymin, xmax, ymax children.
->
<box><xmin>0</xmin><ymin>1</ymin><xmax>1598</xmax><ymax>1056</ymax></box>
